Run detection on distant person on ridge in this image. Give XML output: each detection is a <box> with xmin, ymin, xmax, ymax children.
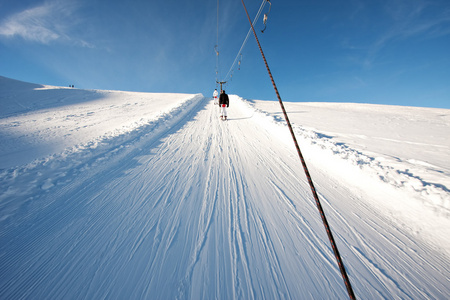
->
<box><xmin>219</xmin><ymin>90</ymin><xmax>229</xmax><ymax>121</ymax></box>
<box><xmin>213</xmin><ymin>89</ymin><xmax>219</xmax><ymax>105</ymax></box>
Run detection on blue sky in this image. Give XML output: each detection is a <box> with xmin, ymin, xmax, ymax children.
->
<box><xmin>1</xmin><ymin>0</ymin><xmax>449</xmax><ymax>108</ymax></box>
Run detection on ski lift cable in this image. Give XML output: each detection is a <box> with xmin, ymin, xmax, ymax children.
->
<box><xmin>217</xmin><ymin>0</ymin><xmax>219</xmax><ymax>49</ymax></box>
<box><xmin>215</xmin><ymin>0</ymin><xmax>220</xmax><ymax>83</ymax></box>
<box><xmin>223</xmin><ymin>0</ymin><xmax>267</xmax><ymax>83</ymax></box>
<box><xmin>240</xmin><ymin>0</ymin><xmax>357</xmax><ymax>299</ymax></box>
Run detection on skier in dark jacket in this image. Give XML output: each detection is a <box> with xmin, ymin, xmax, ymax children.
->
<box><xmin>219</xmin><ymin>90</ymin><xmax>229</xmax><ymax>120</ymax></box>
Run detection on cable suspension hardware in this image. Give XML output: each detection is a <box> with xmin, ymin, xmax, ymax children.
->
<box><xmin>215</xmin><ymin>1</ymin><xmax>227</xmax><ymax>91</ymax></box>
<box><xmin>240</xmin><ymin>0</ymin><xmax>357</xmax><ymax>299</ymax></box>
<box><xmin>261</xmin><ymin>0</ymin><xmax>271</xmax><ymax>33</ymax></box>
<box><xmin>223</xmin><ymin>0</ymin><xmax>267</xmax><ymax>83</ymax></box>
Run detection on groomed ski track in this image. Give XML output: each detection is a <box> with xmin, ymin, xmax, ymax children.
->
<box><xmin>1</xmin><ymin>95</ymin><xmax>449</xmax><ymax>299</ymax></box>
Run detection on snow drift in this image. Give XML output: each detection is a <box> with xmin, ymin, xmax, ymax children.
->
<box><xmin>1</xmin><ymin>76</ymin><xmax>449</xmax><ymax>299</ymax></box>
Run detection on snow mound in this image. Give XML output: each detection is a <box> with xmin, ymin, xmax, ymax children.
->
<box><xmin>239</xmin><ymin>97</ymin><xmax>450</xmax><ymax>214</ymax></box>
<box><xmin>0</xmin><ymin>76</ymin><xmax>203</xmax><ymax>168</ymax></box>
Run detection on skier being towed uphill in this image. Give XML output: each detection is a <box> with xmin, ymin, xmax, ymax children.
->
<box><xmin>219</xmin><ymin>90</ymin><xmax>229</xmax><ymax>120</ymax></box>
<box><xmin>213</xmin><ymin>89</ymin><xmax>219</xmax><ymax>105</ymax></box>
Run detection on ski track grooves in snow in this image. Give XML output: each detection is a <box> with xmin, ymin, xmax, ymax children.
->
<box><xmin>1</xmin><ymin>94</ymin><xmax>449</xmax><ymax>299</ymax></box>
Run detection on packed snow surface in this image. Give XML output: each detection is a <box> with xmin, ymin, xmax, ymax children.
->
<box><xmin>1</xmin><ymin>76</ymin><xmax>449</xmax><ymax>299</ymax></box>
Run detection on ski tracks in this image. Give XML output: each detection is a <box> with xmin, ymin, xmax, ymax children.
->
<box><xmin>1</xmin><ymin>95</ymin><xmax>450</xmax><ymax>299</ymax></box>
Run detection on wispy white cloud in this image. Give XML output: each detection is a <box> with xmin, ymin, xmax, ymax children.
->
<box><xmin>363</xmin><ymin>0</ymin><xmax>450</xmax><ymax>68</ymax></box>
<box><xmin>0</xmin><ymin>0</ymin><xmax>93</xmax><ymax>47</ymax></box>
<box><xmin>381</xmin><ymin>1</ymin><xmax>449</xmax><ymax>41</ymax></box>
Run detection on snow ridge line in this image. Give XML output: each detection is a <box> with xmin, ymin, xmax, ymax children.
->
<box><xmin>236</xmin><ymin>96</ymin><xmax>450</xmax><ymax>213</ymax></box>
<box><xmin>0</xmin><ymin>94</ymin><xmax>205</xmax><ymax>221</ymax></box>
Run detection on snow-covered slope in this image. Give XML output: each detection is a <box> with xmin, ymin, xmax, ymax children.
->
<box><xmin>1</xmin><ymin>76</ymin><xmax>449</xmax><ymax>299</ymax></box>
<box><xmin>0</xmin><ymin>76</ymin><xmax>200</xmax><ymax>168</ymax></box>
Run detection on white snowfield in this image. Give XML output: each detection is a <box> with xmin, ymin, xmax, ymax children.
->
<box><xmin>1</xmin><ymin>76</ymin><xmax>449</xmax><ymax>299</ymax></box>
